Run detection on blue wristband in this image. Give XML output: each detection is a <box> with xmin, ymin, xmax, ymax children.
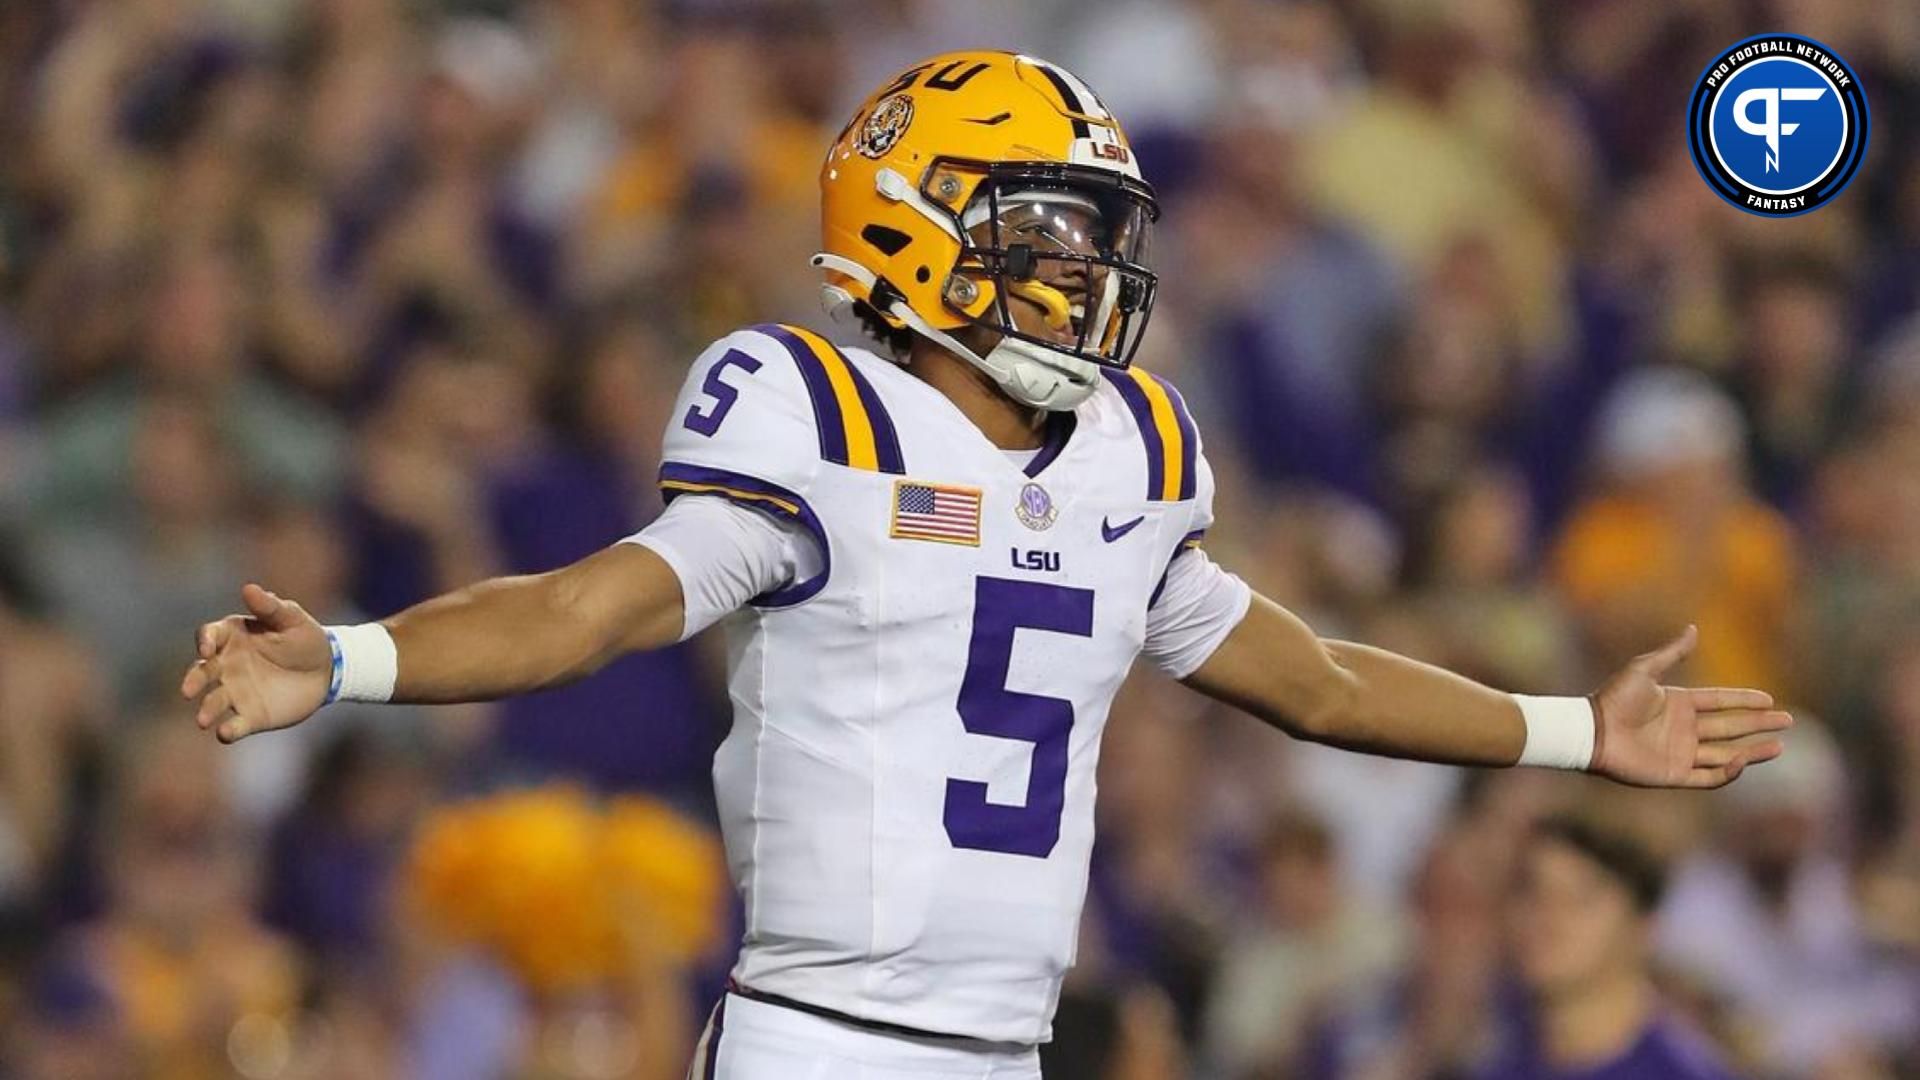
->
<box><xmin>323</xmin><ymin>628</ymin><xmax>344</xmax><ymax>706</ymax></box>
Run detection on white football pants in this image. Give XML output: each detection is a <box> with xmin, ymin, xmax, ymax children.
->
<box><xmin>688</xmin><ymin>992</ymin><xmax>1043</xmax><ymax>1080</ymax></box>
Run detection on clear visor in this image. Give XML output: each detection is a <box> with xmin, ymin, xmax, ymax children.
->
<box><xmin>960</xmin><ymin>188</ymin><xmax>1152</xmax><ymax>265</ymax></box>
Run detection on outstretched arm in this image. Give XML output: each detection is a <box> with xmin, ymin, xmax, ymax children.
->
<box><xmin>181</xmin><ymin>491</ymin><xmax>812</xmax><ymax>744</ymax></box>
<box><xmin>180</xmin><ymin>543</ymin><xmax>687</xmax><ymax>743</ymax></box>
<box><xmin>1181</xmin><ymin>592</ymin><xmax>1792</xmax><ymax>788</ymax></box>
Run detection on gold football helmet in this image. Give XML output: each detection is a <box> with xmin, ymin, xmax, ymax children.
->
<box><xmin>814</xmin><ymin>51</ymin><xmax>1159</xmax><ymax>410</ymax></box>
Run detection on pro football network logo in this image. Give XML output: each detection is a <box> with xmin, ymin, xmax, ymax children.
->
<box><xmin>1688</xmin><ymin>34</ymin><xmax>1868</xmax><ymax>217</ymax></box>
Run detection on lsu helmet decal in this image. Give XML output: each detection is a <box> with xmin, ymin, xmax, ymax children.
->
<box><xmin>815</xmin><ymin>51</ymin><xmax>1159</xmax><ymax>411</ymax></box>
<box><xmin>856</xmin><ymin>94</ymin><xmax>916</xmax><ymax>159</ymax></box>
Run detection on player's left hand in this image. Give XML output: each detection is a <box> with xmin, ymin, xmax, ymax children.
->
<box><xmin>1588</xmin><ymin>625</ymin><xmax>1793</xmax><ymax>788</ymax></box>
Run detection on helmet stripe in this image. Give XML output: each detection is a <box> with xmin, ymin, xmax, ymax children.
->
<box><xmin>1047</xmin><ymin>64</ymin><xmax>1111</xmax><ymax>120</ymax></box>
<box><xmin>1028</xmin><ymin>62</ymin><xmax>1092</xmax><ymax>138</ymax></box>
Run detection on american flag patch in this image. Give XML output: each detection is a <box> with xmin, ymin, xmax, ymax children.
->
<box><xmin>890</xmin><ymin>480</ymin><xmax>983</xmax><ymax>546</ymax></box>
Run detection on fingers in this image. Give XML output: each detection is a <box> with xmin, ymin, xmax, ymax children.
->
<box><xmin>1685</xmin><ymin>738</ymin><xmax>1785</xmax><ymax>788</ymax></box>
<box><xmin>1634</xmin><ymin>624</ymin><xmax>1698</xmax><ymax>680</ymax></box>
<box><xmin>195</xmin><ymin>685</ymin><xmax>235</xmax><ymax>731</ymax></box>
<box><xmin>181</xmin><ymin>659</ymin><xmax>215</xmax><ymax>700</ymax></box>
<box><xmin>1696</xmin><ymin>708</ymin><xmax>1794</xmax><ymax>742</ymax></box>
<box><xmin>197</xmin><ymin>619</ymin><xmax>232</xmax><ymax>660</ymax></box>
<box><xmin>1685</xmin><ymin>757</ymin><xmax>1741</xmax><ymax>788</ymax></box>
<box><xmin>241</xmin><ymin>583</ymin><xmax>308</xmax><ymax>632</ymax></box>
<box><xmin>1687</xmin><ymin>686</ymin><xmax>1774</xmax><ymax>713</ymax></box>
<box><xmin>241</xmin><ymin>582</ymin><xmax>283</xmax><ymax>624</ymax></box>
<box><xmin>183</xmin><ymin>666</ymin><xmax>258</xmax><ymax>743</ymax></box>
<box><xmin>1742</xmin><ymin>737</ymin><xmax>1785</xmax><ymax>767</ymax></box>
<box><xmin>1692</xmin><ymin>741</ymin><xmax>1740</xmax><ymax>768</ymax></box>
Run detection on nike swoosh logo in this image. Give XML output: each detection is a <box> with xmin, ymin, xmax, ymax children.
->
<box><xmin>1101</xmin><ymin>515</ymin><xmax>1145</xmax><ymax>543</ymax></box>
<box><xmin>963</xmin><ymin>112</ymin><xmax>1012</xmax><ymax>126</ymax></box>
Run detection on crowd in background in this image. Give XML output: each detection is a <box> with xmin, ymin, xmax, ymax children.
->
<box><xmin>1</xmin><ymin>0</ymin><xmax>1918</xmax><ymax>1076</ymax></box>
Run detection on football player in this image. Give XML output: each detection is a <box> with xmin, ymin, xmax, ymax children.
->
<box><xmin>181</xmin><ymin>52</ymin><xmax>1792</xmax><ymax>1080</ymax></box>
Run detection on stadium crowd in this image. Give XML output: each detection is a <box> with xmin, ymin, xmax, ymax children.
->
<box><xmin>0</xmin><ymin>0</ymin><xmax>1918</xmax><ymax>1076</ymax></box>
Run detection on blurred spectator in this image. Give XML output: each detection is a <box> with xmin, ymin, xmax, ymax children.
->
<box><xmin>1091</xmin><ymin>675</ymin><xmax>1231</xmax><ymax>1043</ymax></box>
<box><xmin>1401</xmin><ymin>464</ymin><xmax>1576</xmax><ymax>693</ymax></box>
<box><xmin>1300</xmin><ymin>807</ymin><xmax>1512</xmax><ymax>1080</ymax></box>
<box><xmin>1851</xmin><ymin>622</ymin><xmax>1920</xmax><ymax>1080</ymax></box>
<box><xmin>1190</xmin><ymin>110</ymin><xmax>1402</xmax><ymax>504</ymax></box>
<box><xmin>31</xmin><ymin>392</ymin><xmax>251</xmax><ymax>704</ymax></box>
<box><xmin>0</xmin><ymin>541</ymin><xmax>106</xmax><ymax>928</ymax></box>
<box><xmin>1657</xmin><ymin>720</ymin><xmax>1920</xmax><ymax>1076</ymax></box>
<box><xmin>1731</xmin><ymin>256</ymin><xmax>1861</xmax><ymax>513</ymax></box>
<box><xmin>1203</xmin><ymin>806</ymin><xmax>1407</xmax><ymax>1079</ymax></box>
<box><xmin>1297</xmin><ymin>2</ymin><xmax>1577</xmax><ymax>360</ymax></box>
<box><xmin>43</xmin><ymin>722</ymin><xmax>300</xmax><ymax>1080</ymax></box>
<box><xmin>1552</xmin><ymin>367</ymin><xmax>1796</xmax><ymax>691</ymax></box>
<box><xmin>1483</xmin><ymin>815</ymin><xmax>1736</xmax><ymax>1080</ymax></box>
<box><xmin>260</xmin><ymin>729</ymin><xmax>424</xmax><ymax>967</ymax></box>
<box><xmin>33</xmin><ymin>240</ymin><xmax>345</xmax><ymax>520</ymax></box>
<box><xmin>6</xmin><ymin>957</ymin><xmax>136</xmax><ymax>1080</ymax></box>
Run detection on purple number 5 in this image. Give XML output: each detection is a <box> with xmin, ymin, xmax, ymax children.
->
<box><xmin>945</xmin><ymin>576</ymin><xmax>1095</xmax><ymax>859</ymax></box>
<box><xmin>684</xmin><ymin>349</ymin><xmax>762</xmax><ymax>436</ymax></box>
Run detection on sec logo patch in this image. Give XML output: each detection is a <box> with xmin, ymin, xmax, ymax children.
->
<box><xmin>1688</xmin><ymin>34</ymin><xmax>1869</xmax><ymax>217</ymax></box>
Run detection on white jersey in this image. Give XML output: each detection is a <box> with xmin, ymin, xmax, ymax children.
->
<box><xmin>654</xmin><ymin>324</ymin><xmax>1225</xmax><ymax>1045</ymax></box>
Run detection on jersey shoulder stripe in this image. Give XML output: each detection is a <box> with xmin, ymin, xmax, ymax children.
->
<box><xmin>752</xmin><ymin>323</ymin><xmax>906</xmax><ymax>475</ymax></box>
<box><xmin>658</xmin><ymin>460</ymin><xmax>833</xmax><ymax>608</ymax></box>
<box><xmin>1102</xmin><ymin>367</ymin><xmax>1198</xmax><ymax>501</ymax></box>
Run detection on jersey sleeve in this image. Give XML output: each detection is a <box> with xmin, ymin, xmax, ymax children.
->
<box><xmin>655</xmin><ymin>326</ymin><xmax>832</xmax><ymax>607</ymax></box>
<box><xmin>620</xmin><ymin>494</ymin><xmax>822</xmax><ymax>639</ymax></box>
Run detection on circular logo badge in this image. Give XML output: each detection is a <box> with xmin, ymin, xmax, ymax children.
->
<box><xmin>856</xmin><ymin>94</ymin><xmax>915</xmax><ymax>159</ymax></box>
<box><xmin>1015</xmin><ymin>482</ymin><xmax>1057</xmax><ymax>531</ymax></box>
<box><xmin>1688</xmin><ymin>34</ymin><xmax>1868</xmax><ymax>217</ymax></box>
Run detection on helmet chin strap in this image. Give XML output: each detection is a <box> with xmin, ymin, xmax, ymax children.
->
<box><xmin>810</xmin><ymin>251</ymin><xmax>1104</xmax><ymax>411</ymax></box>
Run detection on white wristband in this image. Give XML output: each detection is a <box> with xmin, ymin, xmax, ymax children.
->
<box><xmin>1514</xmin><ymin>694</ymin><xmax>1596</xmax><ymax>770</ymax></box>
<box><xmin>323</xmin><ymin>623</ymin><xmax>398</xmax><ymax>704</ymax></box>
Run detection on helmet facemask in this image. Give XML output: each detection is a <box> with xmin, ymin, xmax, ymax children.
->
<box><xmin>943</xmin><ymin>163</ymin><xmax>1159</xmax><ymax>374</ymax></box>
<box><xmin>815</xmin><ymin>154</ymin><xmax>1160</xmax><ymax>411</ymax></box>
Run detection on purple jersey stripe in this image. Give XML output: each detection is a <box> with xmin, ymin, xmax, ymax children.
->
<box><xmin>1150</xmin><ymin>372</ymin><xmax>1199</xmax><ymax>500</ymax></box>
<box><xmin>1101</xmin><ymin>368</ymin><xmax>1168</xmax><ymax>501</ymax></box>
<box><xmin>1024</xmin><ymin>411</ymin><xmax>1076</xmax><ymax>478</ymax></box>
<box><xmin>753</xmin><ymin>323</ymin><xmax>849</xmax><ymax>467</ymax></box>
<box><xmin>839</xmin><ymin>349</ymin><xmax>908</xmax><ymax>474</ymax></box>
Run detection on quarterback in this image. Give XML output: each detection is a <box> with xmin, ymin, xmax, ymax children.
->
<box><xmin>182</xmin><ymin>53</ymin><xmax>1790</xmax><ymax>1079</ymax></box>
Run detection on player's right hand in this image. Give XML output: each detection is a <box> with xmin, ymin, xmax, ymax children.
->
<box><xmin>180</xmin><ymin>583</ymin><xmax>332</xmax><ymax>743</ymax></box>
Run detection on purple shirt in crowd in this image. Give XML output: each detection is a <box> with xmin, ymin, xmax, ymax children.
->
<box><xmin>1476</xmin><ymin>1014</ymin><xmax>1740</xmax><ymax>1080</ymax></box>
